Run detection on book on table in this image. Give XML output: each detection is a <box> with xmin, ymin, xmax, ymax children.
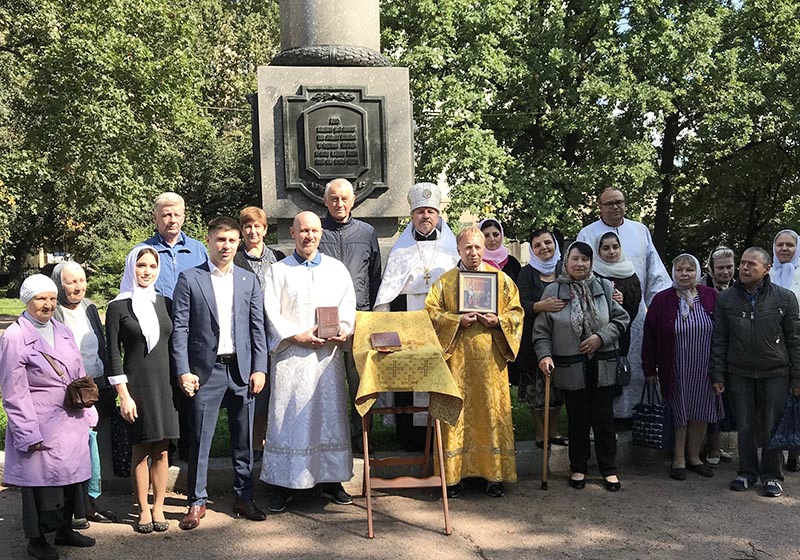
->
<box><xmin>370</xmin><ymin>331</ymin><xmax>402</xmax><ymax>352</ymax></box>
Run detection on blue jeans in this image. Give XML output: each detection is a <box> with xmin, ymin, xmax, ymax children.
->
<box><xmin>727</xmin><ymin>374</ymin><xmax>788</xmax><ymax>483</ymax></box>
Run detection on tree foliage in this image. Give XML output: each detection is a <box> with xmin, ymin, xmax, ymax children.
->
<box><xmin>383</xmin><ymin>0</ymin><xmax>800</xmax><ymax>261</ymax></box>
<box><xmin>0</xmin><ymin>0</ymin><xmax>279</xmax><ymax>297</ymax></box>
<box><xmin>2</xmin><ymin>0</ymin><xmax>800</xmax><ymax>298</ymax></box>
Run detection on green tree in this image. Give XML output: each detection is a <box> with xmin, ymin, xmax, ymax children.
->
<box><xmin>382</xmin><ymin>0</ymin><xmax>517</xmax><ymax>221</ymax></box>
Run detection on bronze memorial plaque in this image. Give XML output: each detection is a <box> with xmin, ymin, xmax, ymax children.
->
<box><xmin>283</xmin><ymin>86</ymin><xmax>387</xmax><ymax>205</ymax></box>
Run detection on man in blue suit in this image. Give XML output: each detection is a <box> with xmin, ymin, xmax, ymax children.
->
<box><xmin>171</xmin><ymin>216</ymin><xmax>269</xmax><ymax>530</ymax></box>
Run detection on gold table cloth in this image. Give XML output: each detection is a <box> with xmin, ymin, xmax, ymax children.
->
<box><xmin>352</xmin><ymin>310</ymin><xmax>463</xmax><ymax>426</ymax></box>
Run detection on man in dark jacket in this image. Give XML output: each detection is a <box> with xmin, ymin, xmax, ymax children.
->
<box><xmin>710</xmin><ymin>247</ymin><xmax>800</xmax><ymax>497</ymax></box>
<box><xmin>318</xmin><ymin>178</ymin><xmax>382</xmax><ymax>447</ymax></box>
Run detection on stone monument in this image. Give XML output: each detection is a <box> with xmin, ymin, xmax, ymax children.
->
<box><xmin>254</xmin><ymin>0</ymin><xmax>414</xmax><ymax>239</ymax></box>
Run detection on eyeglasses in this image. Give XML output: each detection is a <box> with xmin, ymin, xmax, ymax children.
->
<box><xmin>601</xmin><ymin>200</ymin><xmax>625</xmax><ymax>208</ymax></box>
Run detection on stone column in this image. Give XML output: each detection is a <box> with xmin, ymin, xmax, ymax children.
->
<box><xmin>272</xmin><ymin>0</ymin><xmax>389</xmax><ymax>67</ymax></box>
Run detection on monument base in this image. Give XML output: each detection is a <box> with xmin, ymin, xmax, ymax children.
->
<box><xmin>256</xmin><ymin>65</ymin><xmax>414</xmax><ymax>239</ymax></box>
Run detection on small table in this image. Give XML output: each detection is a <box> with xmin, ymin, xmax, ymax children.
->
<box><xmin>353</xmin><ymin>310</ymin><xmax>463</xmax><ymax>538</ymax></box>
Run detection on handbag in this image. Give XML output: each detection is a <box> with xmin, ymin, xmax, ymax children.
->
<box><xmin>768</xmin><ymin>394</ymin><xmax>800</xmax><ymax>451</ymax></box>
<box><xmin>110</xmin><ymin>408</ymin><xmax>132</xmax><ymax>477</ymax></box>
<box><xmin>632</xmin><ymin>381</ymin><xmax>675</xmax><ymax>450</ymax></box>
<box><xmin>615</xmin><ymin>352</ymin><xmax>631</xmax><ymax>387</ymax></box>
<box><xmin>602</xmin><ymin>285</ymin><xmax>630</xmax><ymax>387</ymax></box>
<box><xmin>40</xmin><ymin>352</ymin><xmax>100</xmax><ymax>408</ymax></box>
<box><xmin>66</xmin><ymin>376</ymin><xmax>100</xmax><ymax>408</ymax></box>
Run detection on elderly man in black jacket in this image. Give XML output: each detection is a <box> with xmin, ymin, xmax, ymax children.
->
<box><xmin>318</xmin><ymin>178</ymin><xmax>382</xmax><ymax>447</ymax></box>
<box><xmin>710</xmin><ymin>246</ymin><xmax>800</xmax><ymax>498</ymax></box>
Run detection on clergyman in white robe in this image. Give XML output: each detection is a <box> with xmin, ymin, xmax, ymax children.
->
<box><xmin>578</xmin><ymin>218</ymin><xmax>671</xmax><ymax>418</ymax></box>
<box><xmin>260</xmin><ymin>252</ymin><xmax>357</xmax><ymax>489</ymax></box>
<box><xmin>373</xmin><ymin>220</ymin><xmax>459</xmax><ymax>426</ymax></box>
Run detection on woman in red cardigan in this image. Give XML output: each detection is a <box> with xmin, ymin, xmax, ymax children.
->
<box><xmin>642</xmin><ymin>254</ymin><xmax>723</xmax><ymax>481</ymax></box>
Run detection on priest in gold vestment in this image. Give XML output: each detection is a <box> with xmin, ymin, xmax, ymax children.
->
<box><xmin>426</xmin><ymin>226</ymin><xmax>523</xmax><ymax>498</ymax></box>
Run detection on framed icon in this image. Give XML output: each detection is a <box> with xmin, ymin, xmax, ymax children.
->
<box><xmin>458</xmin><ymin>270</ymin><xmax>498</xmax><ymax>314</ymax></box>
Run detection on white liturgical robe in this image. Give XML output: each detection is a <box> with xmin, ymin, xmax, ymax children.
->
<box><xmin>578</xmin><ymin>218</ymin><xmax>671</xmax><ymax>418</ymax></box>
<box><xmin>260</xmin><ymin>253</ymin><xmax>357</xmax><ymax>489</ymax></box>
<box><xmin>373</xmin><ymin>221</ymin><xmax>459</xmax><ymax>425</ymax></box>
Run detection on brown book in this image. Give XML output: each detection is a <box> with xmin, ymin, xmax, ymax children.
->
<box><xmin>316</xmin><ymin>306</ymin><xmax>340</xmax><ymax>339</ymax></box>
<box><xmin>370</xmin><ymin>331</ymin><xmax>402</xmax><ymax>352</ymax></box>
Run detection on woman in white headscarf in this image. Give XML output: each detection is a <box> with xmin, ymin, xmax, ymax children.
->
<box><xmin>106</xmin><ymin>246</ymin><xmax>178</xmax><ymax>533</ymax></box>
<box><xmin>516</xmin><ymin>228</ymin><xmax>568</xmax><ymax>448</ymax></box>
<box><xmin>51</xmin><ymin>261</ymin><xmax>117</xmax><ymax>525</ymax></box>
<box><xmin>769</xmin><ymin>229</ymin><xmax>800</xmax><ymax>471</ymax></box>
<box><xmin>592</xmin><ymin>232</ymin><xmax>642</xmax><ymax>374</ymax></box>
<box><xmin>642</xmin><ymin>254</ymin><xmax>722</xmax><ymax>481</ymax></box>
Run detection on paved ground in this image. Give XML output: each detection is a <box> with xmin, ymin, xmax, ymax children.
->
<box><xmin>1</xmin><ymin>455</ymin><xmax>799</xmax><ymax>560</ymax></box>
<box><xmin>2</xmin><ymin>314</ymin><xmax>798</xmax><ymax>559</ymax></box>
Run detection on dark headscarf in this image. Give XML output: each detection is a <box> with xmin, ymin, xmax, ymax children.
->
<box><xmin>51</xmin><ymin>260</ymin><xmax>86</xmax><ymax>308</ymax></box>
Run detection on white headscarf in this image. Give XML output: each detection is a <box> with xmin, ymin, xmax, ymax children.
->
<box><xmin>527</xmin><ymin>231</ymin><xmax>562</xmax><ymax>275</ymax></box>
<box><xmin>112</xmin><ymin>245</ymin><xmax>161</xmax><ymax>353</ymax></box>
<box><xmin>592</xmin><ymin>232</ymin><xmax>636</xmax><ymax>279</ymax></box>
<box><xmin>671</xmin><ymin>253</ymin><xmax>702</xmax><ymax>318</ymax></box>
<box><xmin>771</xmin><ymin>229</ymin><xmax>800</xmax><ymax>289</ymax></box>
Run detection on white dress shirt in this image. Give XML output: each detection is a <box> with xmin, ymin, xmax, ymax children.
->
<box><xmin>210</xmin><ymin>262</ymin><xmax>236</xmax><ymax>355</ymax></box>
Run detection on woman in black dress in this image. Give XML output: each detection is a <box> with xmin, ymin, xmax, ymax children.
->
<box><xmin>106</xmin><ymin>246</ymin><xmax>178</xmax><ymax>533</ymax></box>
<box><xmin>516</xmin><ymin>228</ymin><xmax>568</xmax><ymax>447</ymax></box>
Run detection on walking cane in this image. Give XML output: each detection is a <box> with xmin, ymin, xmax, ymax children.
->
<box><xmin>541</xmin><ymin>363</ymin><xmax>553</xmax><ymax>490</ymax></box>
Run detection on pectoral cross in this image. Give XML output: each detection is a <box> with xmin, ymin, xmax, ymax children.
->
<box><xmin>423</xmin><ymin>268</ymin><xmax>431</xmax><ymax>286</ymax></box>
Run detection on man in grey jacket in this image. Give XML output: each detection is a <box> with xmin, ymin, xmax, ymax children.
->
<box><xmin>318</xmin><ymin>178</ymin><xmax>382</xmax><ymax>447</ymax></box>
<box><xmin>710</xmin><ymin>246</ymin><xmax>800</xmax><ymax>497</ymax></box>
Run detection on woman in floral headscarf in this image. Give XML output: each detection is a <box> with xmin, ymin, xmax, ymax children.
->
<box><xmin>642</xmin><ymin>254</ymin><xmax>722</xmax><ymax>481</ymax></box>
<box><xmin>533</xmin><ymin>242</ymin><xmax>629</xmax><ymax>491</ymax></box>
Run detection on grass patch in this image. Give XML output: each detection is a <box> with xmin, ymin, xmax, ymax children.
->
<box><xmin>0</xmin><ymin>298</ymin><xmax>23</xmax><ymax>316</ymax></box>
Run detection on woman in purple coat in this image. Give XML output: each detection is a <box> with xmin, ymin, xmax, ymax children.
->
<box><xmin>0</xmin><ymin>274</ymin><xmax>97</xmax><ymax>560</ymax></box>
<box><xmin>642</xmin><ymin>254</ymin><xmax>723</xmax><ymax>481</ymax></box>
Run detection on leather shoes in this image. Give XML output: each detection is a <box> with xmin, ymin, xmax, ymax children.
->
<box><xmin>232</xmin><ymin>497</ymin><xmax>266</xmax><ymax>521</ymax></box>
<box><xmin>179</xmin><ymin>504</ymin><xmax>206</xmax><ymax>530</ymax></box>
<box><xmin>569</xmin><ymin>478</ymin><xmax>586</xmax><ymax>490</ymax></box>
<box><xmin>669</xmin><ymin>467</ymin><xmax>687</xmax><ymax>481</ymax></box>
<box><xmin>604</xmin><ymin>476</ymin><xmax>622</xmax><ymax>492</ymax></box>
<box><xmin>87</xmin><ymin>508</ymin><xmax>117</xmax><ymax>523</ymax></box>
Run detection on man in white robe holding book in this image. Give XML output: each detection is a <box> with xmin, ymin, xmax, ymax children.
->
<box><xmin>261</xmin><ymin>211</ymin><xmax>357</xmax><ymax>513</ymax></box>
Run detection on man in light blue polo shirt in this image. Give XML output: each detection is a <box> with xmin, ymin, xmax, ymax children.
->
<box><xmin>141</xmin><ymin>191</ymin><xmax>208</xmax><ymax>461</ymax></box>
<box><xmin>142</xmin><ymin>192</ymin><xmax>208</xmax><ymax>302</ymax></box>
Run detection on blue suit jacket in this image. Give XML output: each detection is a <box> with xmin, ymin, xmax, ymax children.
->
<box><xmin>171</xmin><ymin>262</ymin><xmax>268</xmax><ymax>384</ymax></box>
